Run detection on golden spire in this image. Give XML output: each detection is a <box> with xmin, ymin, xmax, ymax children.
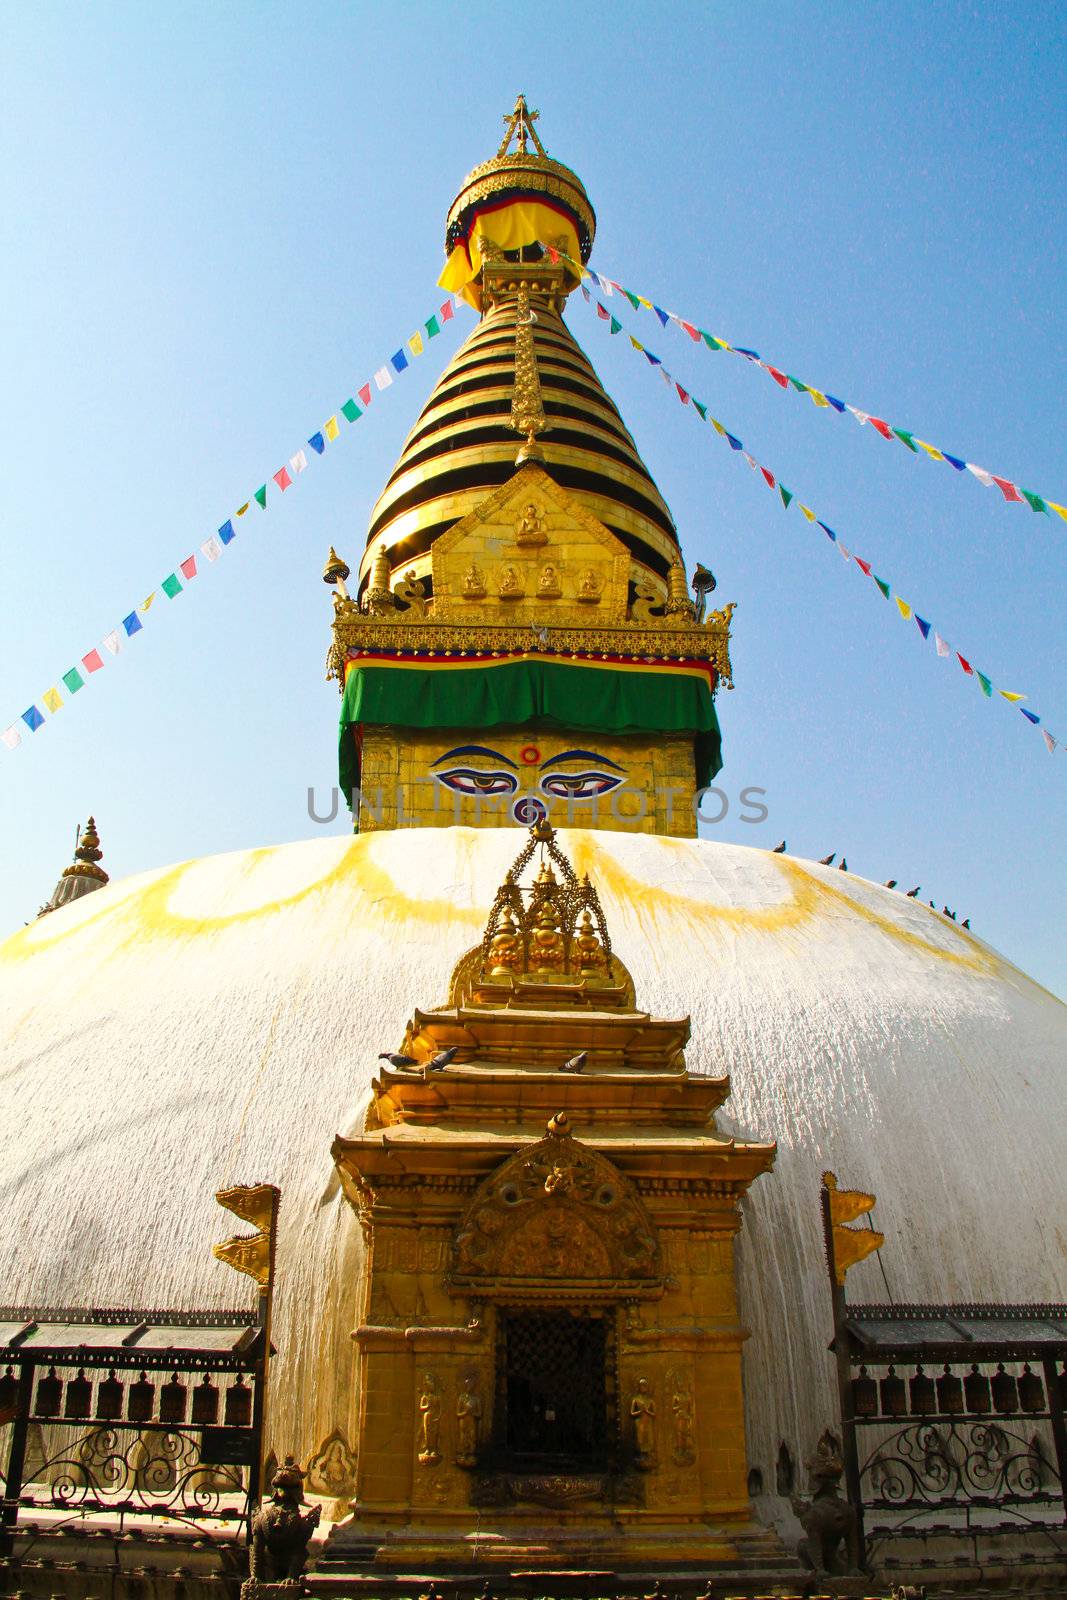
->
<box><xmin>323</xmin><ymin>546</ymin><xmax>350</xmax><ymax>596</ymax></box>
<box><xmin>665</xmin><ymin>555</ymin><xmax>696</xmax><ymax>619</ymax></box>
<box><xmin>510</xmin><ymin>284</ymin><xmax>547</xmax><ymax>463</ymax></box>
<box><xmin>39</xmin><ymin>817</ymin><xmax>109</xmax><ymax>917</ymax></box>
<box><xmin>497</xmin><ymin>93</ymin><xmax>547</xmax><ymax>159</ymax></box>
<box><xmin>365</xmin><ymin>543</ymin><xmax>395</xmax><ymax>615</ymax></box>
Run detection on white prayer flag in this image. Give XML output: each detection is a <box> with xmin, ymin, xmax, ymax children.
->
<box><xmin>934</xmin><ymin>633</ymin><xmax>950</xmax><ymax>658</ymax></box>
<box><xmin>1</xmin><ymin>725</ymin><xmax>21</xmax><ymax>750</ymax></box>
<box><xmin>373</xmin><ymin>367</ymin><xmax>393</xmax><ymax>391</ymax></box>
<box><xmin>1042</xmin><ymin>730</ymin><xmax>1057</xmax><ymax>753</ymax></box>
<box><xmin>967</xmin><ymin>464</ymin><xmax>995</xmax><ymax>488</ymax></box>
<box><xmin>103</xmin><ymin>630</ymin><xmax>122</xmax><ymax>656</ymax></box>
<box><xmin>200</xmin><ymin>537</ymin><xmax>222</xmax><ymax>563</ymax></box>
<box><xmin>289</xmin><ymin>449</ymin><xmax>308</xmax><ymax>474</ymax></box>
<box><xmin>838</xmin><ymin>543</ymin><xmax>852</xmax><ymax>560</ymax></box>
<box><xmin>848</xmin><ymin>407</ymin><xmax>870</xmax><ymax>426</ymax></box>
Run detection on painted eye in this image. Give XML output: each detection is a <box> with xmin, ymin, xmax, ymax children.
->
<box><xmin>540</xmin><ymin>771</ymin><xmax>624</xmax><ymax>800</ymax></box>
<box><xmin>433</xmin><ymin>768</ymin><xmax>518</xmax><ymax>796</ymax></box>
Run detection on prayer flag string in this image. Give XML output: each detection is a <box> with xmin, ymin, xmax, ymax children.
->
<box><xmin>574</xmin><ymin>284</ymin><xmax>1063</xmax><ymax>761</ymax></box>
<box><xmin>2</xmin><ymin>298</ymin><xmax>465</xmax><ymax>752</ymax></box>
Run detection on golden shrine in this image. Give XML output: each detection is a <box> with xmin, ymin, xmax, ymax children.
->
<box><xmin>328</xmin><ymin>821</ymin><xmax>777</xmax><ymax>1569</ymax></box>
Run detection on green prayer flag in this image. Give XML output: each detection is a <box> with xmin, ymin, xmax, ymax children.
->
<box><xmin>254</xmin><ymin>485</ymin><xmax>267</xmax><ymax>509</ymax></box>
<box><xmin>976</xmin><ymin>672</ymin><xmax>993</xmax><ymax>697</ymax></box>
<box><xmin>874</xmin><ymin>577</ymin><xmax>891</xmax><ymax>600</ymax></box>
<box><xmin>609</xmin><ymin>317</ymin><xmax>621</xmax><ymax>336</ymax></box>
<box><xmin>788</xmin><ymin>376</ymin><xmax>808</xmax><ymax>393</ymax></box>
<box><xmin>341</xmin><ymin>399</ymin><xmax>361</xmax><ymax>423</ymax></box>
<box><xmin>893</xmin><ymin>429</ymin><xmax>919</xmax><ymax>452</ymax></box>
<box><xmin>692</xmin><ymin>400</ymin><xmax>708</xmax><ymax>421</ymax></box>
<box><xmin>62</xmin><ymin>667</ymin><xmax>85</xmax><ymax>694</ymax></box>
<box><xmin>779</xmin><ymin>486</ymin><xmax>794</xmax><ymax>509</ymax></box>
<box><xmin>162</xmin><ymin>573</ymin><xmax>182</xmax><ymax>599</ymax></box>
<box><xmin>1022</xmin><ymin>489</ymin><xmax>1049</xmax><ymax>513</ymax></box>
<box><xmin>701</xmin><ymin>332</ymin><xmax>725</xmax><ymax>351</ymax></box>
<box><xmin>624</xmin><ymin>290</ymin><xmax>641</xmax><ymax>311</ymax></box>
<box><xmin>425</xmin><ymin>314</ymin><xmax>441</xmax><ymax>339</ymax></box>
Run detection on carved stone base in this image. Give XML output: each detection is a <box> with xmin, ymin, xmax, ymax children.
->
<box><xmin>241</xmin><ymin>1581</ymin><xmax>306</xmax><ymax>1600</ymax></box>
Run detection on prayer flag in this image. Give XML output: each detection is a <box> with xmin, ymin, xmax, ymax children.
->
<box><xmin>895</xmin><ymin>597</ymin><xmax>912</xmax><ymax>619</ymax></box>
<box><xmin>917</xmin><ymin>440</ymin><xmax>944</xmax><ymax>461</ymax></box>
<box><xmin>426</xmin><ymin>313</ymin><xmax>441</xmax><ymax>339</ymax></box>
<box><xmin>83</xmin><ymin>647</ymin><xmax>105</xmax><ymax>671</ymax></box>
<box><xmin>838</xmin><ymin>543</ymin><xmax>852</xmax><ymax>560</ymax></box>
<box><xmin>630</xmin><ymin>336</ymin><xmax>643</xmax><ymax>352</ymax></box>
<box><xmin>817</xmin><ymin>520</ymin><xmax>837</xmax><ymax>542</ymax></box>
<box><xmin>1020</xmin><ymin>708</ymin><xmax>1040</xmax><ymax>725</ymax></box>
<box><xmin>596</xmin><ymin>301</ymin><xmax>610</xmax><ymax>320</ymax></box>
<box><xmin>162</xmin><ymin>573</ymin><xmax>182</xmax><ymax>599</ymax></box>
<box><xmin>600</xmin><ymin>277</ymin><xmax>614</xmax><ymax>296</ymax></box>
<box><xmin>676</xmin><ymin>383</ymin><xmax>690</xmax><ymax>405</ymax></box>
<box><xmin>710</xmin><ymin>419</ymin><xmax>726</xmax><ymax>437</ymax></box>
<box><xmin>141</xmin><ymin>592</ymin><xmax>157</xmax><ymax>612</ymax></box>
<box><xmin>391</xmin><ymin>349</ymin><xmax>408</xmax><ymax>373</ymax></box>
<box><xmin>340</xmin><ymin>400</ymin><xmax>360</xmax><ymax>424</ymax></box>
<box><xmin>826</xmin><ymin>395</ymin><xmax>847</xmax><ymax>413</ymax></box>
<box><xmin>103</xmin><ymin>630</ymin><xmax>122</xmax><ymax>656</ymax></box>
<box><xmin>324</xmin><ymin>416</ymin><xmax>340</xmax><ymax>440</ymax></box>
<box><xmin>609</xmin><ymin>317</ymin><xmax>621</xmax><ymax>335</ymax></box>
<box><xmin>854</xmin><ymin>557</ymin><xmax>872</xmax><ymax>576</ymax></box>
<box><xmin>967</xmin><ymin>464</ymin><xmax>995</xmax><ymax>488</ymax></box>
<box><xmin>180</xmin><ymin>555</ymin><xmax>197</xmax><ymax>579</ymax></box>
<box><xmin>636</xmin><ymin>296</ymin><xmax>653</xmax><ymax>310</ymax></box>
<box><xmin>273</xmin><ymin>466</ymin><xmax>293</xmax><ymax>489</ymax></box>
<box><xmin>893</xmin><ymin>429</ymin><xmax>918</xmax><ymax>452</ymax></box>
<box><xmin>253</xmin><ymin>484</ymin><xmax>267</xmax><ymax>508</ymax></box>
<box><xmin>42</xmin><ymin>687</ymin><xmax>62</xmax><ymax>713</ymax></box>
<box><xmin>976</xmin><ymin>672</ymin><xmax>993</xmax><ymax>697</ymax></box>
<box><xmin>958</xmin><ymin>654</ymin><xmax>974</xmax><ymax>675</ymax></box>
<box><xmin>941</xmin><ymin>452</ymin><xmax>966</xmax><ymax>470</ymax></box>
<box><xmin>935</xmin><ymin>632</ymin><xmax>950</xmax><ymax>657</ymax></box>
<box><xmin>644</xmin><ymin>349</ymin><xmax>662</xmax><ymax>367</ymax></box>
<box><xmin>874</xmin><ymin>577</ymin><xmax>891</xmax><ymax>599</ymax></box>
<box><xmin>915</xmin><ymin>616</ymin><xmax>931</xmax><ymax>640</ymax></box>
<box><xmin>653</xmin><ymin>306</ymin><xmax>670</xmax><ymax>326</ymax></box>
<box><xmin>800</xmin><ymin>505</ymin><xmax>817</xmax><ymax>523</ymax></box>
<box><xmin>358</xmin><ymin>383</ymin><xmax>371</xmax><ymax>407</ymax></box>
<box><xmin>201</xmin><ymin>536</ymin><xmax>222</xmax><ymax>562</ymax></box>
<box><xmin>680</xmin><ymin>321</ymin><xmax>700</xmax><ymax>341</ymax></box>
<box><xmin>1022</xmin><ymin>489</ymin><xmax>1048</xmax><ymax>514</ymax></box>
<box><xmin>848</xmin><ymin>408</ymin><xmax>871</xmax><ymax>425</ymax></box>
<box><xmin>692</xmin><ymin>400</ymin><xmax>708</xmax><ymax>420</ymax></box>
<box><xmin>409</xmin><ymin>331</ymin><xmax>424</xmax><ymax>357</ymax></box>
<box><xmin>22</xmin><ymin>705</ymin><xmax>44</xmax><ymax>732</ymax></box>
<box><xmin>289</xmin><ymin>450</ymin><xmax>308</xmax><ymax>474</ymax></box>
<box><xmin>760</xmin><ymin>467</ymin><xmax>776</xmax><ymax>489</ymax></box>
<box><xmin>868</xmin><ymin>417</ymin><xmax>894</xmax><ymax>440</ymax></box>
<box><xmin>766</xmin><ymin>366</ymin><xmax>789</xmax><ymax>388</ymax></box>
<box><xmin>999</xmin><ymin>690</ymin><xmax>1026</xmax><ymax>702</ymax></box>
<box><xmin>735</xmin><ymin>347</ymin><xmax>761</xmax><ymax>361</ymax></box>
<box><xmin>992</xmin><ymin>475</ymin><xmax>1023</xmax><ymax>503</ymax></box>
<box><xmin>62</xmin><ymin>667</ymin><xmax>84</xmax><ymax>694</ymax></box>
<box><xmin>545</xmin><ymin>245</ymin><xmax>560</xmax><ymax>263</ymax></box>
<box><xmin>373</xmin><ymin>368</ymin><xmax>392</xmax><ymax>391</ymax></box>
<box><xmin>725</xmin><ymin>432</ymin><xmax>743</xmax><ymax>451</ymax></box>
<box><xmin>788</xmin><ymin>377</ymin><xmax>809</xmax><ymax>393</ymax></box>
<box><xmin>701</xmin><ymin>332</ymin><xmax>726</xmax><ymax>352</ymax></box>
<box><xmin>624</xmin><ymin>290</ymin><xmax>641</xmax><ymax>311</ymax></box>
<box><xmin>809</xmin><ymin>389</ymin><xmax>830</xmax><ymax>408</ymax></box>
<box><xmin>219</xmin><ymin>519</ymin><xmax>237</xmax><ymax>543</ymax></box>
<box><xmin>779</xmin><ymin>485</ymin><xmax>793</xmax><ymax>509</ymax></box>
<box><xmin>440</xmin><ymin>299</ymin><xmax>454</xmax><ymax>322</ymax></box>
<box><xmin>1</xmin><ymin>726</ymin><xmax>20</xmax><ymax>750</ymax></box>
<box><xmin>1049</xmin><ymin>501</ymin><xmax>1067</xmax><ymax>521</ymax></box>
<box><xmin>236</xmin><ymin>502</ymin><xmax>250</xmax><ymax>516</ymax></box>
<box><xmin>1042</xmin><ymin>729</ymin><xmax>1056</xmax><ymax>751</ymax></box>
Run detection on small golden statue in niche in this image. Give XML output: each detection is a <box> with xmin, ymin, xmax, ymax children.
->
<box><xmin>516</xmin><ymin>502</ymin><xmax>547</xmax><ymax>546</ymax></box>
<box><xmin>631</xmin><ymin>1376</ymin><xmax>657</xmax><ymax>1470</ymax></box>
<box><xmin>536</xmin><ymin>563</ymin><xmax>562</xmax><ymax>600</ymax></box>
<box><xmin>573</xmin><ymin>906</ymin><xmax>606</xmax><ymax>972</ymax></box>
<box><xmin>498</xmin><ymin>565</ymin><xmax>524</xmax><ymax>600</ymax></box>
<box><xmin>417</xmin><ymin>1372</ymin><xmax>441</xmax><ymax>1466</ymax></box>
<box><xmin>462</xmin><ymin>563</ymin><xmax>487</xmax><ymax>599</ymax></box>
<box><xmin>529</xmin><ymin>863</ymin><xmax>564</xmax><ymax>972</ymax></box>
<box><xmin>488</xmin><ymin>904</ymin><xmax>523</xmax><ymax>975</ymax></box>
<box><xmin>577</xmin><ymin>568</ymin><xmax>602</xmax><ymax>603</ymax></box>
<box><xmin>455</xmin><ymin>1373</ymin><xmax>482</xmax><ymax>1468</ymax></box>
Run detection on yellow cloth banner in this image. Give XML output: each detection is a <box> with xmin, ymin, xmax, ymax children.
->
<box><xmin>999</xmin><ymin>690</ymin><xmax>1026</xmax><ymax>702</ymax></box>
<box><xmin>438</xmin><ymin>201</ymin><xmax>583</xmax><ymax>309</ymax></box>
<box><xmin>325</xmin><ymin>415</ymin><xmax>339</xmax><ymax>441</ymax></box>
<box><xmin>42</xmin><ymin>686</ymin><xmax>62</xmax><ymax>713</ymax></box>
<box><xmin>408</xmin><ymin>331</ymin><xmax>424</xmax><ymax>357</ymax></box>
<box><xmin>917</xmin><ymin>439</ymin><xmax>944</xmax><ymax>461</ymax></box>
<box><xmin>895</xmin><ymin>597</ymin><xmax>912</xmax><ymax>619</ymax></box>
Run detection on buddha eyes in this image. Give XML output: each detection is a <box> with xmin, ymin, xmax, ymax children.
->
<box><xmin>540</xmin><ymin>771</ymin><xmax>624</xmax><ymax>799</ymax></box>
<box><xmin>433</xmin><ymin>767</ymin><xmax>518</xmax><ymax>796</ymax></box>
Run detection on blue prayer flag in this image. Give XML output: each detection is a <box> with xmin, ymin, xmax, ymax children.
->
<box><xmin>22</xmin><ymin>705</ymin><xmax>44</xmax><ymax>732</ymax></box>
<box><xmin>391</xmin><ymin>349</ymin><xmax>409</xmax><ymax>373</ymax></box>
<box><xmin>218</xmin><ymin>520</ymin><xmax>236</xmax><ymax>545</ymax></box>
<box><xmin>826</xmin><ymin>395</ymin><xmax>847</xmax><ymax>413</ymax></box>
<box><xmin>643</xmin><ymin>350</ymin><xmax>662</xmax><ymax>367</ymax></box>
<box><xmin>725</xmin><ymin>432</ymin><xmax>743</xmax><ymax>451</ymax></box>
<box><xmin>942</xmin><ymin>452</ymin><xmax>966</xmax><ymax>471</ymax></box>
<box><xmin>915</xmin><ymin>616</ymin><xmax>932</xmax><ymax>640</ymax></box>
<box><xmin>122</xmin><ymin>611</ymin><xmax>143</xmax><ymax>637</ymax></box>
<box><xmin>308</xmin><ymin>432</ymin><xmax>326</xmax><ymax>455</ymax></box>
<box><xmin>653</xmin><ymin>306</ymin><xmax>670</xmax><ymax>326</ymax></box>
<box><xmin>1020</xmin><ymin>708</ymin><xmax>1040</xmax><ymax>724</ymax></box>
<box><xmin>817</xmin><ymin>521</ymin><xmax>837</xmax><ymax>542</ymax></box>
<box><xmin>734</xmin><ymin>347</ymin><xmax>762</xmax><ymax>361</ymax></box>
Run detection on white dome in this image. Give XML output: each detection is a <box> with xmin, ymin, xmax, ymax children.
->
<box><xmin>2</xmin><ymin>827</ymin><xmax>1064</xmax><ymax>1487</ymax></box>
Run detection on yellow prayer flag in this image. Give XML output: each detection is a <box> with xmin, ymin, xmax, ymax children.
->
<box><xmin>636</xmin><ymin>296</ymin><xmax>652</xmax><ymax>310</ymax></box>
<box><xmin>800</xmin><ymin>505</ymin><xmax>817</xmax><ymax>522</ymax></box>
<box><xmin>809</xmin><ymin>389</ymin><xmax>830</xmax><ymax>408</ymax></box>
<box><xmin>42</xmin><ymin>686</ymin><xmax>63</xmax><ymax>714</ymax></box>
<box><xmin>917</xmin><ymin>439</ymin><xmax>945</xmax><ymax>461</ymax></box>
<box><xmin>629</xmin><ymin>336</ymin><xmax>643</xmax><ymax>352</ymax></box>
<box><xmin>325</xmin><ymin>415</ymin><xmax>340</xmax><ymax>441</ymax></box>
<box><xmin>141</xmin><ymin>592</ymin><xmax>156</xmax><ymax>612</ymax></box>
<box><xmin>408</xmin><ymin>331</ymin><xmax>424</xmax><ymax>357</ymax></box>
<box><xmin>895</xmin><ymin>597</ymin><xmax>912</xmax><ymax>620</ymax></box>
<box><xmin>236</xmin><ymin>502</ymin><xmax>250</xmax><ymax>517</ymax></box>
<box><xmin>710</xmin><ymin>419</ymin><xmax>726</xmax><ymax>438</ymax></box>
<box><xmin>999</xmin><ymin>690</ymin><xmax>1026</xmax><ymax>703</ymax></box>
<box><xmin>1049</xmin><ymin>501</ymin><xmax>1067</xmax><ymax>522</ymax></box>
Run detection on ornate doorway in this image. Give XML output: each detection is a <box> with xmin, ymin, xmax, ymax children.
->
<box><xmin>496</xmin><ymin>1309</ymin><xmax>612</xmax><ymax>1467</ymax></box>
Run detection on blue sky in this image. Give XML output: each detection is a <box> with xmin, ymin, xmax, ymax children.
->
<box><xmin>2</xmin><ymin>1</ymin><xmax>1065</xmax><ymax>996</ymax></box>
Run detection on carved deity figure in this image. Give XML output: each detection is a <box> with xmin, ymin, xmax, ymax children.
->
<box><xmin>671</xmin><ymin>1382</ymin><xmax>695</xmax><ymax>1465</ymax></box>
<box><xmin>417</xmin><ymin>1372</ymin><xmax>442</xmax><ymax>1465</ymax></box>
<box><xmin>577</xmin><ymin>568</ymin><xmax>602</xmax><ymax>602</ymax></box>
<box><xmin>631</xmin><ymin>1377</ymin><xmax>656</xmax><ymax>1468</ymax></box>
<box><xmin>455</xmin><ymin>1374</ymin><xmax>483</xmax><ymax>1468</ymax></box>
<box><xmin>462</xmin><ymin>563</ymin><xmax>487</xmax><ymax>598</ymax></box>
<box><xmin>791</xmin><ymin>1430</ymin><xmax>861</xmax><ymax>1575</ymax></box>
<box><xmin>536</xmin><ymin>563</ymin><xmax>561</xmax><ymax>599</ymax></box>
<box><xmin>498</xmin><ymin>565</ymin><xmax>524</xmax><ymax>600</ymax></box>
<box><xmin>516</xmin><ymin>502</ymin><xmax>547</xmax><ymax>546</ymax></box>
<box><xmin>248</xmin><ymin>1457</ymin><xmax>321</xmax><ymax>1582</ymax></box>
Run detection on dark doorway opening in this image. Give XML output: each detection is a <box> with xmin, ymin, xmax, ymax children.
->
<box><xmin>496</xmin><ymin>1309</ymin><xmax>610</xmax><ymax>1467</ymax></box>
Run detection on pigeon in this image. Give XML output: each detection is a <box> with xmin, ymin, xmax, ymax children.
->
<box><xmin>905</xmin><ymin>886</ymin><xmax>921</xmax><ymax>898</ymax></box>
<box><xmin>379</xmin><ymin>1052</ymin><xmax>420</xmax><ymax>1070</ymax></box>
<box><xmin>427</xmin><ymin>1046</ymin><xmax>458</xmax><ymax>1071</ymax></box>
<box><xmin>943</xmin><ymin>907</ymin><xmax>956</xmax><ymax>921</ymax></box>
<box><xmin>838</xmin><ymin>858</ymin><xmax>848</xmax><ymax>872</ymax></box>
<box><xmin>772</xmin><ymin>840</ymin><xmax>786</xmax><ymax>853</ymax></box>
<box><xmin>884</xmin><ymin>879</ymin><xmax>898</xmax><ymax>889</ymax></box>
<box><xmin>559</xmin><ymin>1051</ymin><xmax>588</xmax><ymax>1074</ymax></box>
<box><xmin>818</xmin><ymin>852</ymin><xmax>836</xmax><ymax>866</ymax></box>
<box><xmin>962</xmin><ymin>918</ymin><xmax>971</xmax><ymax>929</ymax></box>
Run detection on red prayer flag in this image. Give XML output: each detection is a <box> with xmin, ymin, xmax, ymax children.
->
<box><xmin>680</xmin><ymin>320</ymin><xmax>700</xmax><ymax>341</ymax></box>
<box><xmin>82</xmin><ymin>648</ymin><xmax>104</xmax><ymax>673</ymax></box>
<box><xmin>766</xmin><ymin>365</ymin><xmax>789</xmax><ymax>388</ymax></box>
<box><xmin>596</xmin><ymin>301</ymin><xmax>610</xmax><ymax>320</ymax></box>
<box><xmin>358</xmin><ymin>383</ymin><xmax>371</xmax><ymax>407</ymax></box>
<box><xmin>440</xmin><ymin>299</ymin><xmax>454</xmax><ymax>323</ymax></box>
<box><xmin>675</xmin><ymin>384</ymin><xmax>690</xmax><ymax>404</ymax></box>
<box><xmin>760</xmin><ymin>467</ymin><xmax>776</xmax><ymax>489</ymax></box>
<box><xmin>180</xmin><ymin>555</ymin><xmax>197</xmax><ymax>580</ymax></box>
<box><xmin>273</xmin><ymin>467</ymin><xmax>292</xmax><ymax>491</ymax></box>
<box><xmin>854</xmin><ymin>557</ymin><xmax>873</xmax><ymax>576</ymax></box>
<box><xmin>546</xmin><ymin>245</ymin><xmax>560</xmax><ymax>262</ymax></box>
<box><xmin>868</xmin><ymin>417</ymin><xmax>894</xmax><ymax>440</ymax></box>
<box><xmin>991</xmin><ymin>475</ymin><xmax>1024</xmax><ymax>503</ymax></box>
<box><xmin>957</xmin><ymin>654</ymin><xmax>974</xmax><ymax>675</ymax></box>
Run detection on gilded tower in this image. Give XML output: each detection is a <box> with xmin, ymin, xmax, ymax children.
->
<box><xmin>326</xmin><ymin>96</ymin><xmax>733</xmax><ymax>837</ymax></box>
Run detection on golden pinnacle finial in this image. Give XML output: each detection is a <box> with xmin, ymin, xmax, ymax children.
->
<box><xmin>665</xmin><ymin>556</ymin><xmax>696</xmax><ymax>619</ymax></box>
<box><xmin>323</xmin><ymin>546</ymin><xmax>350</xmax><ymax>587</ymax></box>
<box><xmin>498</xmin><ymin>93</ymin><xmax>547</xmax><ymax>160</ymax></box>
<box><xmin>365</xmin><ymin>543</ymin><xmax>396</xmax><ymax>615</ymax></box>
<box><xmin>60</xmin><ymin>816</ymin><xmax>108</xmax><ymax>887</ymax></box>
